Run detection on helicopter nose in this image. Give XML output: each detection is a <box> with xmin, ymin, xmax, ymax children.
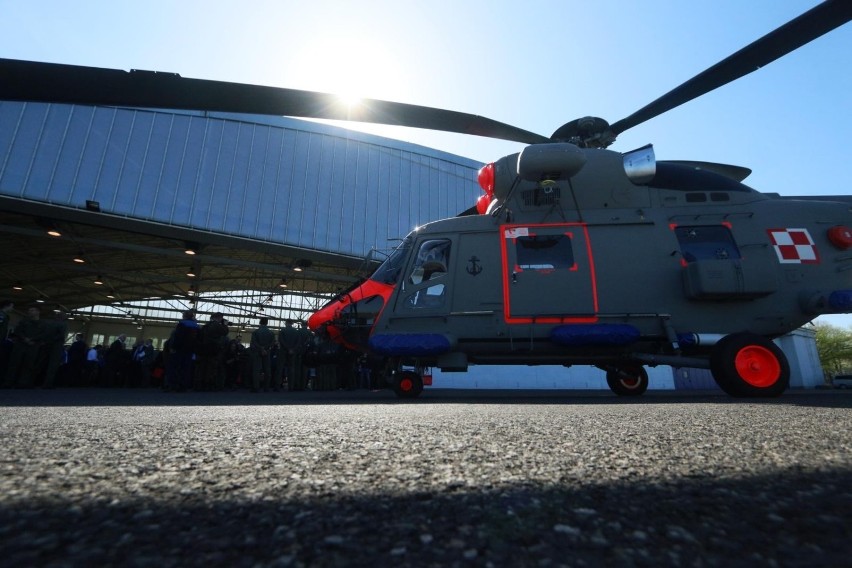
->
<box><xmin>307</xmin><ymin>302</ymin><xmax>338</xmax><ymax>331</ymax></box>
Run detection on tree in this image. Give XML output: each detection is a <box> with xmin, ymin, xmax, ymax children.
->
<box><xmin>813</xmin><ymin>323</ymin><xmax>852</xmax><ymax>379</ymax></box>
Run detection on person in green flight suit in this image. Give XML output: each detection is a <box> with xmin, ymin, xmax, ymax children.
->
<box><xmin>3</xmin><ymin>306</ymin><xmax>46</xmax><ymax>388</ymax></box>
<box><xmin>279</xmin><ymin>318</ymin><xmax>309</xmax><ymax>391</ymax></box>
<box><xmin>250</xmin><ymin>317</ymin><xmax>275</xmax><ymax>392</ymax></box>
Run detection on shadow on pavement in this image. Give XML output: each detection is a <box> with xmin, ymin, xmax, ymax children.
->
<box><xmin>0</xmin><ymin>468</ymin><xmax>849</xmax><ymax>566</ymax></box>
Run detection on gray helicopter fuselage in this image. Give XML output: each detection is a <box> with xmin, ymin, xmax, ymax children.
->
<box><xmin>365</xmin><ymin>147</ymin><xmax>852</xmax><ymax>370</ymax></box>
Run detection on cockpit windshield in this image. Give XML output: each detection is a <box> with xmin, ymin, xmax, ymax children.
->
<box><xmin>371</xmin><ymin>236</ymin><xmax>413</xmax><ymax>285</ymax></box>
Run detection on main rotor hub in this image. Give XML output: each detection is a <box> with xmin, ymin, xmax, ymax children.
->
<box><xmin>551</xmin><ymin>116</ymin><xmax>616</xmax><ymax>149</ymax></box>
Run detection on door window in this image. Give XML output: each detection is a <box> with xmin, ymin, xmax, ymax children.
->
<box><xmin>514</xmin><ymin>234</ymin><xmax>575</xmax><ymax>272</ymax></box>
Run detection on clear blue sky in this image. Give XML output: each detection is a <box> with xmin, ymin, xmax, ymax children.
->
<box><xmin>2</xmin><ymin>0</ymin><xmax>851</xmax><ymax>324</ymax></box>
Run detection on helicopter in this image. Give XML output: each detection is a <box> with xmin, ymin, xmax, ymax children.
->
<box><xmin>2</xmin><ymin>1</ymin><xmax>851</xmax><ymax>398</ymax></box>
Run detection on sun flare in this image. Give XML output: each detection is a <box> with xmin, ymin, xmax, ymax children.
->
<box><xmin>289</xmin><ymin>35</ymin><xmax>405</xmax><ymax>104</ymax></box>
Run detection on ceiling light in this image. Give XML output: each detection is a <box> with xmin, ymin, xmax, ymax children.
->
<box><xmin>106</xmin><ymin>290</ymin><xmax>116</xmax><ymax>299</ymax></box>
<box><xmin>278</xmin><ymin>279</ymin><xmax>288</xmax><ymax>288</ymax></box>
<box><xmin>73</xmin><ymin>254</ymin><xmax>85</xmax><ymax>263</ymax></box>
<box><xmin>186</xmin><ymin>266</ymin><xmax>197</xmax><ymax>278</ymax></box>
<box><xmin>184</xmin><ymin>241</ymin><xmax>200</xmax><ymax>256</ymax></box>
<box><xmin>37</xmin><ymin>218</ymin><xmax>63</xmax><ymax>237</ymax></box>
<box><xmin>93</xmin><ymin>275</ymin><xmax>104</xmax><ymax>285</ymax></box>
<box><xmin>11</xmin><ymin>282</ymin><xmax>23</xmax><ymax>291</ymax></box>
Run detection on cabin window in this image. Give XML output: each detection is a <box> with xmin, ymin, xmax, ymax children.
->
<box><xmin>675</xmin><ymin>225</ymin><xmax>741</xmax><ymax>263</ymax></box>
<box><xmin>404</xmin><ymin>239</ymin><xmax>451</xmax><ymax>309</ymax></box>
<box><xmin>514</xmin><ymin>234</ymin><xmax>575</xmax><ymax>272</ymax></box>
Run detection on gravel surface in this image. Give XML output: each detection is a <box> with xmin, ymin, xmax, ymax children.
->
<box><xmin>0</xmin><ymin>388</ymin><xmax>850</xmax><ymax>567</ymax></box>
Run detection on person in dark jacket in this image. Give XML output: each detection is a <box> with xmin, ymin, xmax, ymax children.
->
<box><xmin>198</xmin><ymin>312</ymin><xmax>229</xmax><ymax>390</ymax></box>
<box><xmin>66</xmin><ymin>333</ymin><xmax>88</xmax><ymax>387</ymax></box>
<box><xmin>169</xmin><ymin>311</ymin><xmax>199</xmax><ymax>392</ymax></box>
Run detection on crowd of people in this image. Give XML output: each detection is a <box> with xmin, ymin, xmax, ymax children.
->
<box><xmin>0</xmin><ymin>301</ymin><xmax>386</xmax><ymax>392</ymax></box>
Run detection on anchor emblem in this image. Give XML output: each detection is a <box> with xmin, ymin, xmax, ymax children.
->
<box><xmin>466</xmin><ymin>256</ymin><xmax>483</xmax><ymax>276</ymax></box>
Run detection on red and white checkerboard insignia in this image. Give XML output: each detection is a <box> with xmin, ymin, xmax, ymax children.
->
<box><xmin>767</xmin><ymin>228</ymin><xmax>819</xmax><ymax>264</ymax></box>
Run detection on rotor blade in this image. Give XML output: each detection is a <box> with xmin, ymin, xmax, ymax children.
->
<box><xmin>609</xmin><ymin>0</ymin><xmax>852</xmax><ymax>136</ymax></box>
<box><xmin>0</xmin><ymin>58</ymin><xmax>550</xmax><ymax>145</ymax></box>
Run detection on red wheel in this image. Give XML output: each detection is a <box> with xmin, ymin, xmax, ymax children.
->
<box><xmin>734</xmin><ymin>345</ymin><xmax>781</xmax><ymax>388</ymax></box>
<box><xmin>711</xmin><ymin>333</ymin><xmax>789</xmax><ymax>397</ymax></box>
<box><xmin>392</xmin><ymin>371</ymin><xmax>423</xmax><ymax>399</ymax></box>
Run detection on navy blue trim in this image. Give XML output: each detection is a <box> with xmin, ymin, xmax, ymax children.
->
<box><xmin>829</xmin><ymin>290</ymin><xmax>852</xmax><ymax>311</ymax></box>
<box><xmin>550</xmin><ymin>324</ymin><xmax>640</xmax><ymax>347</ymax></box>
<box><xmin>369</xmin><ymin>333</ymin><xmax>452</xmax><ymax>356</ymax></box>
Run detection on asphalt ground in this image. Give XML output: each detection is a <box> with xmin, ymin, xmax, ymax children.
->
<box><xmin>0</xmin><ymin>387</ymin><xmax>850</xmax><ymax>567</ymax></box>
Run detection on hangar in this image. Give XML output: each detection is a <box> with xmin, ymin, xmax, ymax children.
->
<box><xmin>0</xmin><ymin>101</ymin><xmax>482</xmax><ymax>340</ymax></box>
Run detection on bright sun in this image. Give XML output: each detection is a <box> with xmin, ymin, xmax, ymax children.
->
<box><xmin>288</xmin><ymin>35</ymin><xmax>406</xmax><ymax>106</ymax></box>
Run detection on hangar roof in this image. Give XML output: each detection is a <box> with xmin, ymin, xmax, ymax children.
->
<box><xmin>0</xmin><ymin>195</ymin><xmax>372</xmax><ymax>324</ymax></box>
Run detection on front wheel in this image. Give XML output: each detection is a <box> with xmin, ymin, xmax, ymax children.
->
<box><xmin>606</xmin><ymin>365</ymin><xmax>649</xmax><ymax>396</ymax></box>
<box><xmin>392</xmin><ymin>370</ymin><xmax>424</xmax><ymax>399</ymax></box>
<box><xmin>710</xmin><ymin>333</ymin><xmax>789</xmax><ymax>397</ymax></box>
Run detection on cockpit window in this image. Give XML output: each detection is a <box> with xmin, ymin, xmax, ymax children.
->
<box><xmin>403</xmin><ymin>238</ymin><xmax>452</xmax><ymax>310</ymax></box>
<box><xmin>372</xmin><ymin>237</ymin><xmax>412</xmax><ymax>285</ymax></box>
<box><xmin>408</xmin><ymin>239</ymin><xmax>451</xmax><ymax>285</ymax></box>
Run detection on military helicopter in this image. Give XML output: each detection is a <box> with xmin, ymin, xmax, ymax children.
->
<box><xmin>2</xmin><ymin>1</ymin><xmax>851</xmax><ymax>398</ymax></box>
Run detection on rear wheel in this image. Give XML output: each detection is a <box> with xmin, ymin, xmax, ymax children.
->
<box><xmin>606</xmin><ymin>365</ymin><xmax>649</xmax><ymax>396</ymax></box>
<box><xmin>392</xmin><ymin>370</ymin><xmax>424</xmax><ymax>399</ymax></box>
<box><xmin>710</xmin><ymin>333</ymin><xmax>789</xmax><ymax>397</ymax></box>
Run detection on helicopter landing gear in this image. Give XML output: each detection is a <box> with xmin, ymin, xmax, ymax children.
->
<box><xmin>710</xmin><ymin>333</ymin><xmax>789</xmax><ymax>397</ymax></box>
<box><xmin>605</xmin><ymin>365</ymin><xmax>649</xmax><ymax>396</ymax></box>
<box><xmin>392</xmin><ymin>370</ymin><xmax>424</xmax><ymax>399</ymax></box>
